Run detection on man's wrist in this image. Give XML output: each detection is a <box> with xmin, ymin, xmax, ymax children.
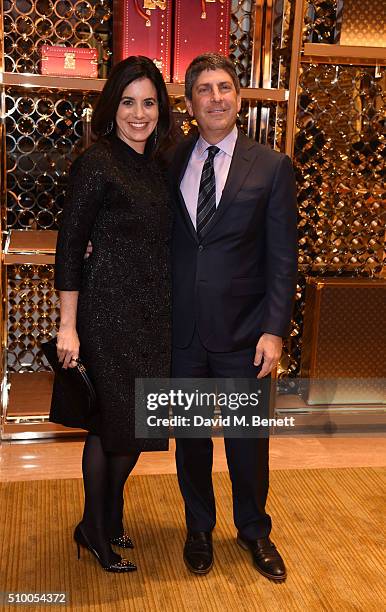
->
<box><xmin>261</xmin><ymin>332</ymin><xmax>282</xmax><ymax>340</ymax></box>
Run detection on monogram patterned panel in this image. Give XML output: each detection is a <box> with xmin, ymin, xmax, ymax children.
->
<box><xmin>316</xmin><ymin>285</ymin><xmax>386</xmax><ymax>378</ymax></box>
<box><xmin>3</xmin><ymin>0</ymin><xmax>112</xmax><ymax>76</ymax></box>
<box><xmin>302</xmin><ymin>282</ymin><xmax>386</xmax><ymax>405</ymax></box>
<box><xmin>338</xmin><ymin>0</ymin><xmax>386</xmax><ymax>47</ymax></box>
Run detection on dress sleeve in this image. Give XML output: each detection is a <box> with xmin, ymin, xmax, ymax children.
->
<box><xmin>55</xmin><ymin>148</ymin><xmax>106</xmax><ymax>291</ymax></box>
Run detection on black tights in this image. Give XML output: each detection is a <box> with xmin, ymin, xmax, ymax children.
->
<box><xmin>80</xmin><ymin>433</ymin><xmax>140</xmax><ymax>564</ymax></box>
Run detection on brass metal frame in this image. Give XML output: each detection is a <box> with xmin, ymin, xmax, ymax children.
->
<box><xmin>258</xmin><ymin>0</ymin><xmax>273</xmax><ymax>144</ymax></box>
<box><xmin>302</xmin><ymin>43</ymin><xmax>386</xmax><ymax>66</ymax></box>
<box><xmin>0</xmin><ymin>71</ymin><xmax>288</xmax><ymax>101</ymax></box>
<box><xmin>250</xmin><ymin>0</ymin><xmax>265</xmax><ymax>87</ymax></box>
<box><xmin>285</xmin><ymin>0</ymin><xmax>305</xmax><ymax>157</ymax></box>
<box><xmin>248</xmin><ymin>0</ymin><xmax>292</xmax><ymax>142</ymax></box>
<box><xmin>247</xmin><ymin>0</ymin><xmax>265</xmax><ymax>137</ymax></box>
<box><xmin>0</xmin><ymin>0</ymin><xmax>3</xmax><ymax>74</ymax></box>
<box><xmin>0</xmin><ymin>0</ymin><xmax>6</xmax><ymax>430</ymax></box>
<box><xmin>0</xmin><ymin>121</ymin><xmax>6</xmax><ymax>432</ymax></box>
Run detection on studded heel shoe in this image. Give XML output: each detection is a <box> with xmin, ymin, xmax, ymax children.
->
<box><xmin>110</xmin><ymin>533</ymin><xmax>134</xmax><ymax>549</ymax></box>
<box><xmin>74</xmin><ymin>524</ymin><xmax>137</xmax><ymax>572</ymax></box>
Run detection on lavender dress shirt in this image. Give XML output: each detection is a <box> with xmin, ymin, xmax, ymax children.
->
<box><xmin>180</xmin><ymin>125</ymin><xmax>238</xmax><ymax>229</ymax></box>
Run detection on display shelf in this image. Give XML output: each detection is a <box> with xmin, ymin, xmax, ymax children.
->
<box><xmin>3</xmin><ymin>230</ymin><xmax>57</xmax><ymax>265</ymax></box>
<box><xmin>0</xmin><ymin>72</ymin><xmax>288</xmax><ymax>101</ymax></box>
<box><xmin>275</xmin><ymin>391</ymin><xmax>386</xmax><ymax>436</ymax></box>
<box><xmin>237</xmin><ymin>87</ymin><xmax>288</xmax><ymax>101</ymax></box>
<box><xmin>302</xmin><ymin>44</ymin><xmax>386</xmax><ymax>66</ymax></box>
<box><xmin>274</xmin><ymin>397</ymin><xmax>386</xmax><ymax>435</ymax></box>
<box><xmin>2</xmin><ymin>422</ymin><xmax>86</xmax><ymax>439</ymax></box>
<box><xmin>0</xmin><ymin>72</ymin><xmax>106</xmax><ymax>92</ymax></box>
<box><xmin>2</xmin><ymin>371</ymin><xmax>85</xmax><ymax>440</ymax></box>
<box><xmin>304</xmin><ymin>277</ymin><xmax>386</xmax><ymax>289</ymax></box>
<box><xmin>6</xmin><ymin>371</ymin><xmax>54</xmax><ymax>418</ymax></box>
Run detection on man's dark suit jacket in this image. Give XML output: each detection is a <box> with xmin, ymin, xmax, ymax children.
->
<box><xmin>169</xmin><ymin>130</ymin><xmax>298</xmax><ymax>352</ymax></box>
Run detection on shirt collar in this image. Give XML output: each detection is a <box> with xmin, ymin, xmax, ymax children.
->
<box><xmin>196</xmin><ymin>125</ymin><xmax>238</xmax><ymax>159</ymax></box>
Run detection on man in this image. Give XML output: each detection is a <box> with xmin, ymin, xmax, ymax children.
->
<box><xmin>169</xmin><ymin>53</ymin><xmax>298</xmax><ymax>581</ymax></box>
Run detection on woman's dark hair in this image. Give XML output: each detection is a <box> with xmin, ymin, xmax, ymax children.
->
<box><xmin>92</xmin><ymin>56</ymin><xmax>175</xmax><ymax>157</ymax></box>
<box><xmin>185</xmin><ymin>53</ymin><xmax>240</xmax><ymax>100</ymax></box>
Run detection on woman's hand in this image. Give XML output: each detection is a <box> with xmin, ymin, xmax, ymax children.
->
<box><xmin>85</xmin><ymin>240</ymin><xmax>93</xmax><ymax>259</ymax></box>
<box><xmin>57</xmin><ymin>326</ymin><xmax>80</xmax><ymax>369</ymax></box>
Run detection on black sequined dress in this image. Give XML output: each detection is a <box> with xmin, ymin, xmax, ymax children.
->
<box><xmin>51</xmin><ymin>133</ymin><xmax>171</xmax><ymax>452</ymax></box>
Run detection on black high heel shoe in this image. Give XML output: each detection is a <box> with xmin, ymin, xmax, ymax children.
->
<box><xmin>110</xmin><ymin>533</ymin><xmax>134</xmax><ymax>549</ymax></box>
<box><xmin>74</xmin><ymin>524</ymin><xmax>137</xmax><ymax>572</ymax></box>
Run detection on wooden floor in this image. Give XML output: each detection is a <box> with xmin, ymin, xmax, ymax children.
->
<box><xmin>1</xmin><ymin>437</ymin><xmax>385</xmax><ymax>612</ymax></box>
<box><xmin>0</xmin><ymin>436</ymin><xmax>385</xmax><ymax>482</ymax></box>
<box><xmin>1</xmin><ymin>468</ymin><xmax>385</xmax><ymax>612</ymax></box>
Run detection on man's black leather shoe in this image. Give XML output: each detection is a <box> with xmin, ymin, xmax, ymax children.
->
<box><xmin>237</xmin><ymin>534</ymin><xmax>287</xmax><ymax>582</ymax></box>
<box><xmin>183</xmin><ymin>531</ymin><xmax>213</xmax><ymax>574</ymax></box>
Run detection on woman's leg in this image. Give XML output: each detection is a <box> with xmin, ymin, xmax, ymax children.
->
<box><xmin>106</xmin><ymin>450</ymin><xmax>141</xmax><ymax>538</ymax></box>
<box><xmin>80</xmin><ymin>433</ymin><xmax>120</xmax><ymax>565</ymax></box>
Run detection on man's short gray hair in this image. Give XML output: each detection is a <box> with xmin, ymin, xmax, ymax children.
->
<box><xmin>185</xmin><ymin>53</ymin><xmax>241</xmax><ymax>100</ymax></box>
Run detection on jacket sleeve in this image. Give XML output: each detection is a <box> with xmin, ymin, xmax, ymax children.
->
<box><xmin>261</xmin><ymin>154</ymin><xmax>298</xmax><ymax>337</ymax></box>
<box><xmin>55</xmin><ymin>149</ymin><xmax>106</xmax><ymax>291</ymax></box>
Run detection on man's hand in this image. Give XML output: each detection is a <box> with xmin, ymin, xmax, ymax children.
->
<box><xmin>254</xmin><ymin>333</ymin><xmax>282</xmax><ymax>378</ymax></box>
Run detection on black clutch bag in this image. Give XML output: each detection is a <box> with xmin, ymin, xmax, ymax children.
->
<box><xmin>41</xmin><ymin>337</ymin><xmax>97</xmax><ymax>420</ymax></box>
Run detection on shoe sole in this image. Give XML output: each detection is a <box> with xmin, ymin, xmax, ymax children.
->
<box><xmin>237</xmin><ymin>536</ymin><xmax>287</xmax><ymax>582</ymax></box>
<box><xmin>183</xmin><ymin>553</ymin><xmax>213</xmax><ymax>575</ymax></box>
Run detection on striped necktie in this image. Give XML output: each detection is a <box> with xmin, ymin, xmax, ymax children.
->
<box><xmin>197</xmin><ymin>145</ymin><xmax>220</xmax><ymax>239</ymax></box>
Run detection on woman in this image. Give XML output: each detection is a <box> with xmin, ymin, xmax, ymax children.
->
<box><xmin>51</xmin><ymin>56</ymin><xmax>174</xmax><ymax>572</ymax></box>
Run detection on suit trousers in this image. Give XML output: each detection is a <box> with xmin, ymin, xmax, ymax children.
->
<box><xmin>172</xmin><ymin>328</ymin><xmax>272</xmax><ymax>540</ymax></box>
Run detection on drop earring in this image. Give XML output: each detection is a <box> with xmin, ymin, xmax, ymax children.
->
<box><xmin>105</xmin><ymin>120</ymin><xmax>114</xmax><ymax>135</ymax></box>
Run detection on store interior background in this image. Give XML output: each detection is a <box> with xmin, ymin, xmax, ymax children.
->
<box><xmin>0</xmin><ymin>2</ymin><xmax>384</xmax><ymax>610</ymax></box>
<box><xmin>0</xmin><ymin>0</ymin><xmax>384</xmax><ymax>452</ymax></box>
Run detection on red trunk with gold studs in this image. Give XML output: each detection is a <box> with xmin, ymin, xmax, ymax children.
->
<box><xmin>172</xmin><ymin>0</ymin><xmax>232</xmax><ymax>83</ymax></box>
<box><xmin>40</xmin><ymin>45</ymin><xmax>98</xmax><ymax>78</ymax></box>
<box><xmin>113</xmin><ymin>0</ymin><xmax>173</xmax><ymax>82</ymax></box>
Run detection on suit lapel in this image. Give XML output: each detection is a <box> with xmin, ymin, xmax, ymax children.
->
<box><xmin>199</xmin><ymin>131</ymin><xmax>260</xmax><ymax>240</ymax></box>
<box><xmin>172</xmin><ymin>135</ymin><xmax>199</xmax><ymax>243</ymax></box>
